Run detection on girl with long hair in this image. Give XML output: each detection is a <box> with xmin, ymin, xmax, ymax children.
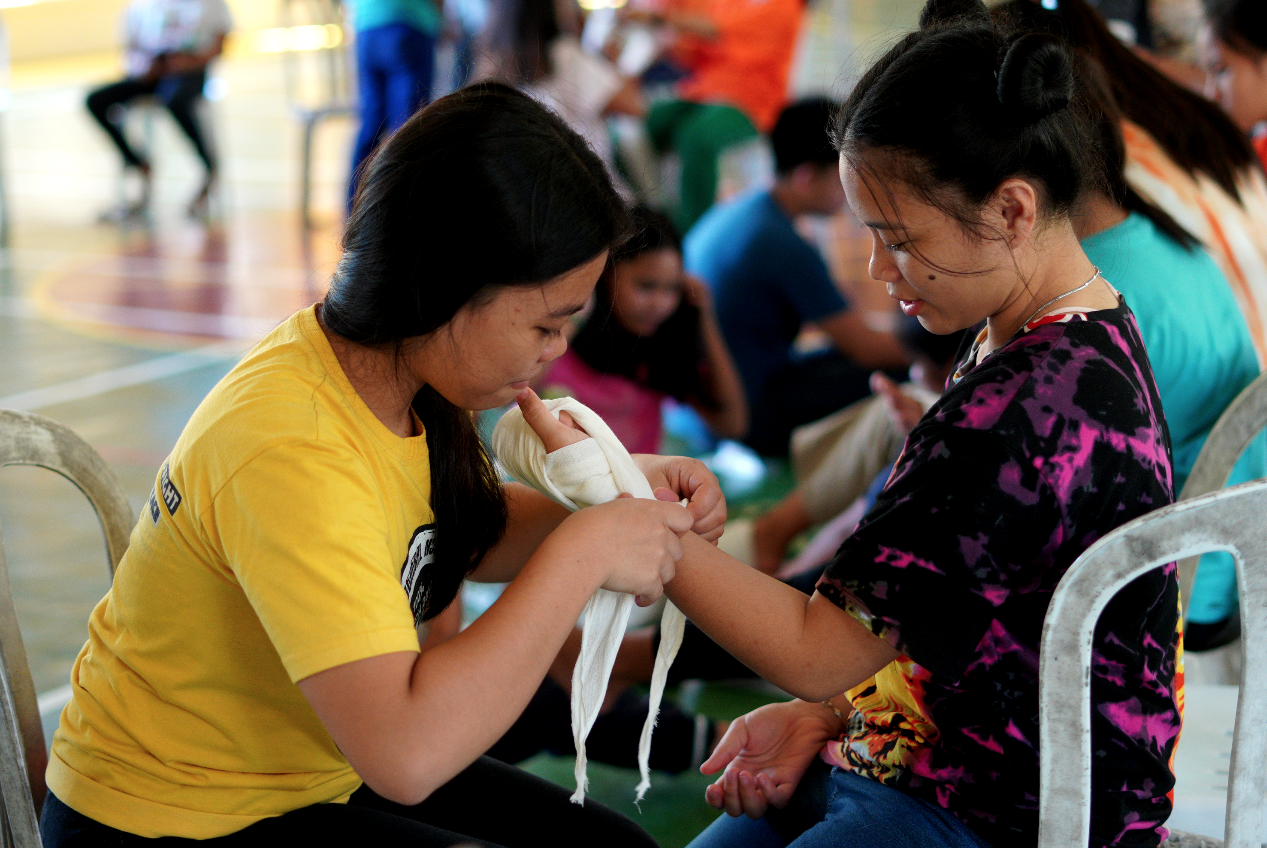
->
<box><xmin>542</xmin><ymin>204</ymin><xmax>747</xmax><ymax>452</ymax></box>
<box><xmin>523</xmin><ymin>1</ymin><xmax>1182</xmax><ymax>843</ymax></box>
<box><xmin>40</xmin><ymin>83</ymin><xmax>724</xmax><ymax>847</ymax></box>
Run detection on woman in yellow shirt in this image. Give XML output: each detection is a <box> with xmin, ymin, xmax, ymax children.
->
<box><xmin>41</xmin><ymin>82</ymin><xmax>723</xmax><ymax>847</ymax></box>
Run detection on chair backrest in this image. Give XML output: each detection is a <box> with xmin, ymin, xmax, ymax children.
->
<box><xmin>0</xmin><ymin>410</ymin><xmax>132</xmax><ymax>845</ymax></box>
<box><xmin>1037</xmin><ymin>480</ymin><xmax>1267</xmax><ymax>848</ymax></box>
<box><xmin>1176</xmin><ymin>371</ymin><xmax>1267</xmax><ymax>615</ymax></box>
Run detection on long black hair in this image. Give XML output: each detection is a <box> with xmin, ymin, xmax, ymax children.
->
<box><xmin>835</xmin><ymin>0</ymin><xmax>1100</xmax><ymax>267</ymax></box>
<box><xmin>569</xmin><ymin>206</ymin><xmax>717</xmax><ymax>408</ymax></box>
<box><xmin>1076</xmin><ymin>53</ymin><xmax>1201</xmax><ymax>250</ymax></box>
<box><xmin>323</xmin><ymin>82</ymin><xmax>628</xmax><ymax>620</ymax></box>
<box><xmin>1206</xmin><ymin>0</ymin><xmax>1267</xmax><ymax>56</ymax></box>
<box><xmin>993</xmin><ymin>0</ymin><xmax>1259</xmax><ymax>201</ymax></box>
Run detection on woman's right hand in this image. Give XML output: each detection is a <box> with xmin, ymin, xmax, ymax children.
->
<box><xmin>701</xmin><ymin>699</ymin><xmax>844</xmax><ymax>818</ymax></box>
<box><xmin>550</xmin><ymin>495</ymin><xmax>693</xmax><ymax>605</ymax></box>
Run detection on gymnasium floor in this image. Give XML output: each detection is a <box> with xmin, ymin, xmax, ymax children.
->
<box><xmin>0</xmin><ymin>4</ymin><xmax>919</xmax><ymax>843</ymax></box>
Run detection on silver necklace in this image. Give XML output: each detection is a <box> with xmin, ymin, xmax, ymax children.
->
<box><xmin>1022</xmin><ymin>266</ymin><xmax>1102</xmax><ymax>327</ymax></box>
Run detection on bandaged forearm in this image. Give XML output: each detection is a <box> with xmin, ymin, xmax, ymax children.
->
<box><xmin>492</xmin><ymin>398</ymin><xmax>685</xmax><ymax>804</ymax></box>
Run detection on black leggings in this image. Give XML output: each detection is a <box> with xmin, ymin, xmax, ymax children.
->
<box><xmin>86</xmin><ymin>71</ymin><xmax>215</xmax><ymax>173</ymax></box>
<box><xmin>40</xmin><ymin>756</ymin><xmax>657</xmax><ymax>847</ymax></box>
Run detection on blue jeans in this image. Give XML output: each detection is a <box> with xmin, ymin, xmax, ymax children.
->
<box><xmin>348</xmin><ymin>22</ymin><xmax>435</xmax><ymax>208</ymax></box>
<box><xmin>687</xmin><ymin>761</ymin><xmax>993</xmax><ymax>848</ymax></box>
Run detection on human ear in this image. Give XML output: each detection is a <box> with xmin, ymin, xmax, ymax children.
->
<box><xmin>991</xmin><ymin>179</ymin><xmax>1039</xmax><ymax>250</ymax></box>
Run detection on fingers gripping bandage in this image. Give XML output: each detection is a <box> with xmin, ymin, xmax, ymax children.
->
<box><xmin>492</xmin><ymin>397</ymin><xmax>686</xmax><ymax>805</ymax></box>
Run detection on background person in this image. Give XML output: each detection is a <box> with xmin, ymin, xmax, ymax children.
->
<box><xmin>86</xmin><ymin>0</ymin><xmax>231</xmax><ymax>220</ymax></box>
<box><xmin>346</xmin><ymin>0</ymin><xmax>444</xmax><ymax>209</ymax></box>
<box><xmin>997</xmin><ymin>0</ymin><xmax>1267</xmax><ymax>648</ymax></box>
<box><xmin>685</xmin><ymin>98</ymin><xmax>907</xmax><ymax>457</ymax></box>
<box><xmin>476</xmin><ymin>0</ymin><xmax>645</xmax><ymax>191</ymax></box>
<box><xmin>1199</xmin><ymin>0</ymin><xmax>1267</xmax><ymax>170</ymax></box>
<box><xmin>634</xmin><ymin>0</ymin><xmax>806</xmax><ymax>232</ymax></box>
<box><xmin>750</xmin><ymin>320</ymin><xmax>965</xmax><ymax>574</ymax></box>
<box><xmin>539</xmin><ymin>204</ymin><xmax>747</xmax><ymax>453</ymax></box>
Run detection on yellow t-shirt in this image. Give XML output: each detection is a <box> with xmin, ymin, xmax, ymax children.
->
<box><xmin>47</xmin><ymin>306</ymin><xmax>433</xmax><ymax>838</ymax></box>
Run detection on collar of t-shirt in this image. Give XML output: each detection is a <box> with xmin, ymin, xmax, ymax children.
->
<box><xmin>953</xmin><ymin>308</ymin><xmax>1097</xmax><ymax>385</ymax></box>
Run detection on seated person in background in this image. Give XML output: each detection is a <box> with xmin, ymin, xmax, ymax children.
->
<box><xmin>87</xmin><ymin>0</ymin><xmax>232</xmax><ymax>219</ymax></box>
<box><xmin>685</xmin><ymin>98</ymin><xmax>908</xmax><ymax>457</ymax></box>
<box><xmin>477</xmin><ymin>0</ymin><xmax>645</xmax><ymax>191</ymax></box>
<box><xmin>539</xmin><ymin>205</ymin><xmax>747</xmax><ymax>453</ymax></box>
<box><xmin>995</xmin><ymin>0</ymin><xmax>1267</xmax><ymax>365</ymax></box>
<box><xmin>1072</xmin><ymin>52</ymin><xmax>1267</xmax><ymax>651</ymax></box>
<box><xmin>632</xmin><ymin>0</ymin><xmax>805</xmax><ymax>231</ymax></box>
<box><xmin>751</xmin><ymin>319</ymin><xmax>966</xmax><ymax>574</ymax></box>
<box><xmin>1199</xmin><ymin>0</ymin><xmax>1267</xmax><ymax>171</ymax></box>
<box><xmin>999</xmin><ymin>0</ymin><xmax>1267</xmax><ymax>648</ymax></box>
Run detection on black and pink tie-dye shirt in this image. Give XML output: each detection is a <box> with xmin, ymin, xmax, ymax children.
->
<box><xmin>817</xmin><ymin>302</ymin><xmax>1182</xmax><ymax>848</ymax></box>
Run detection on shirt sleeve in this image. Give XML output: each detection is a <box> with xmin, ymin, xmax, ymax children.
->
<box><xmin>816</xmin><ymin>423</ymin><xmax>1063</xmax><ymax>682</ymax></box>
<box><xmin>205</xmin><ymin>441</ymin><xmax>421</xmax><ymax>683</ymax></box>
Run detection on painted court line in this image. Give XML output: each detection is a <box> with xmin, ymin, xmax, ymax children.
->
<box><xmin>0</xmin><ymin>341</ymin><xmax>246</xmax><ymax>412</ymax></box>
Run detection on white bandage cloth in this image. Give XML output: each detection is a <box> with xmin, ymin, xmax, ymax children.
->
<box><xmin>492</xmin><ymin>397</ymin><xmax>686</xmax><ymax>804</ymax></box>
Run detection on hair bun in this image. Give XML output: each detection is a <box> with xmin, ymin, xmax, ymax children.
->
<box><xmin>996</xmin><ymin>34</ymin><xmax>1075</xmax><ymax>123</ymax></box>
<box><xmin>918</xmin><ymin>0</ymin><xmax>990</xmax><ymax>30</ymax></box>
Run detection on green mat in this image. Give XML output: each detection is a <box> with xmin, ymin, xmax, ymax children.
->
<box><xmin>520</xmin><ymin>681</ymin><xmax>790</xmax><ymax>848</ymax></box>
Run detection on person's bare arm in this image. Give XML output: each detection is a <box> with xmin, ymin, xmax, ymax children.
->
<box><xmin>299</xmin><ymin>496</ymin><xmax>693</xmax><ymax>805</ymax></box>
<box><xmin>687</xmin><ymin>276</ymin><xmax>749</xmax><ymax>440</ymax></box>
<box><xmin>664</xmin><ymin>532</ymin><xmax>898</xmax><ymax>700</ymax></box>
<box><xmin>816</xmin><ymin>309</ymin><xmax>909</xmax><ymax>370</ymax></box>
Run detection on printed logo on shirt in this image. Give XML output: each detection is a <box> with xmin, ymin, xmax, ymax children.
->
<box><xmin>400</xmin><ymin>524</ymin><xmax>437</xmax><ymax>625</ymax></box>
<box><xmin>148</xmin><ymin>488</ymin><xmax>161</xmax><ymax>525</ymax></box>
<box><xmin>160</xmin><ymin>463</ymin><xmax>182</xmax><ymax>516</ymax></box>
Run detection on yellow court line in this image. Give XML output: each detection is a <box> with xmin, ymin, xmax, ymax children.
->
<box><xmin>24</xmin><ymin>247</ymin><xmax>242</xmax><ymax>352</ymax></box>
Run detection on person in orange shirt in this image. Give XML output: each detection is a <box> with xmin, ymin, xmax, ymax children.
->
<box><xmin>636</xmin><ymin>0</ymin><xmax>806</xmax><ymax>232</ymax></box>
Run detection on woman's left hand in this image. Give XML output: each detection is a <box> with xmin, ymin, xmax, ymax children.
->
<box><xmin>516</xmin><ymin>389</ymin><xmax>591</xmax><ymax>452</ymax></box>
<box><xmin>632</xmin><ymin>453</ymin><xmax>726</xmax><ymax>543</ymax></box>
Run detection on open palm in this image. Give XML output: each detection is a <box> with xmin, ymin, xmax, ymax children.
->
<box><xmin>701</xmin><ymin>700</ymin><xmax>842</xmax><ymax>819</ymax></box>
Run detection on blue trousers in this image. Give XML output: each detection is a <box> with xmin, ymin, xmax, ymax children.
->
<box><xmin>687</xmin><ymin>761</ymin><xmax>992</xmax><ymax>848</ymax></box>
<box><xmin>348</xmin><ymin>22</ymin><xmax>435</xmax><ymax>208</ymax></box>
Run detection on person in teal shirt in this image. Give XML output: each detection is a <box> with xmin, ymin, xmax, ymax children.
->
<box><xmin>347</xmin><ymin>0</ymin><xmax>443</xmax><ymax>208</ymax></box>
<box><xmin>1081</xmin><ymin>208</ymin><xmax>1264</xmax><ymax>649</ymax></box>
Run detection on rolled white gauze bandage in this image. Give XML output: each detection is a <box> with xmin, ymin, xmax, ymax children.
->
<box><xmin>492</xmin><ymin>397</ymin><xmax>687</xmax><ymax>805</ymax></box>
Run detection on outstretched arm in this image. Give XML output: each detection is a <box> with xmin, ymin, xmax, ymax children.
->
<box><xmin>299</xmin><ymin>494</ymin><xmax>693</xmax><ymax>806</ymax></box>
<box><xmin>665</xmin><ymin>534</ymin><xmax>898</xmax><ymax>701</ymax></box>
<box><xmin>686</xmin><ymin>275</ymin><xmax>749</xmax><ymax>441</ymax></box>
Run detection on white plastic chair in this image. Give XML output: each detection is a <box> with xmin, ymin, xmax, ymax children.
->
<box><xmin>1177</xmin><ymin>370</ymin><xmax>1267</xmax><ymax>613</ymax></box>
<box><xmin>1037</xmin><ymin>480</ymin><xmax>1267</xmax><ymax>848</ymax></box>
<box><xmin>0</xmin><ymin>410</ymin><xmax>132</xmax><ymax>845</ymax></box>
